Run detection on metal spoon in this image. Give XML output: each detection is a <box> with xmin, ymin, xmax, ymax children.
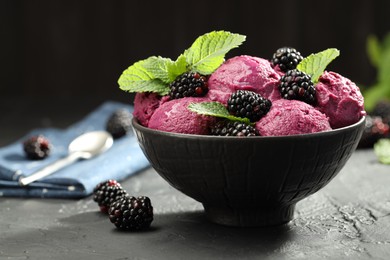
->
<box><xmin>18</xmin><ymin>131</ymin><xmax>114</xmax><ymax>186</ymax></box>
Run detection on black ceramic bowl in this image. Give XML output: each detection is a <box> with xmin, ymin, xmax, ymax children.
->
<box><xmin>132</xmin><ymin>117</ymin><xmax>366</xmax><ymax>227</ymax></box>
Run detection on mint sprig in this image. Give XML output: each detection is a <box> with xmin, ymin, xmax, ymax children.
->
<box><xmin>118</xmin><ymin>31</ymin><xmax>246</xmax><ymax>94</ymax></box>
<box><xmin>166</xmin><ymin>54</ymin><xmax>187</xmax><ymax>82</ymax></box>
<box><xmin>141</xmin><ymin>56</ymin><xmax>177</xmax><ymax>84</ymax></box>
<box><xmin>184</xmin><ymin>31</ymin><xmax>246</xmax><ymax>75</ymax></box>
<box><xmin>297</xmin><ymin>48</ymin><xmax>340</xmax><ymax>83</ymax></box>
<box><xmin>118</xmin><ymin>57</ymin><xmax>170</xmax><ymax>95</ymax></box>
<box><xmin>363</xmin><ymin>33</ymin><xmax>390</xmax><ymax>111</ymax></box>
<box><xmin>188</xmin><ymin>101</ymin><xmax>252</xmax><ymax>125</ymax></box>
<box><xmin>374</xmin><ymin>139</ymin><xmax>390</xmax><ymax>164</ymax></box>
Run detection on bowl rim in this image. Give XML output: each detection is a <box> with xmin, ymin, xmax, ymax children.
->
<box><xmin>132</xmin><ymin>116</ymin><xmax>366</xmax><ymax>140</ymax></box>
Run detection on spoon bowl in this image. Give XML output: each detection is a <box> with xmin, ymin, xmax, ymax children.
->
<box><xmin>69</xmin><ymin>131</ymin><xmax>114</xmax><ymax>159</ymax></box>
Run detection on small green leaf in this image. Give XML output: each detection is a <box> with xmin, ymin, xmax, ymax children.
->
<box><xmin>363</xmin><ymin>83</ymin><xmax>389</xmax><ymax>112</ymax></box>
<box><xmin>118</xmin><ymin>57</ymin><xmax>170</xmax><ymax>95</ymax></box>
<box><xmin>166</xmin><ymin>54</ymin><xmax>187</xmax><ymax>82</ymax></box>
<box><xmin>363</xmin><ymin>49</ymin><xmax>390</xmax><ymax>112</ymax></box>
<box><xmin>382</xmin><ymin>32</ymin><xmax>390</xmax><ymax>52</ymax></box>
<box><xmin>122</xmin><ymin>78</ymin><xmax>169</xmax><ymax>95</ymax></box>
<box><xmin>377</xmin><ymin>48</ymin><xmax>390</xmax><ymax>86</ymax></box>
<box><xmin>142</xmin><ymin>56</ymin><xmax>174</xmax><ymax>83</ymax></box>
<box><xmin>184</xmin><ymin>31</ymin><xmax>246</xmax><ymax>75</ymax></box>
<box><xmin>188</xmin><ymin>101</ymin><xmax>251</xmax><ymax>125</ymax></box>
<box><xmin>297</xmin><ymin>48</ymin><xmax>340</xmax><ymax>83</ymax></box>
<box><xmin>374</xmin><ymin>139</ymin><xmax>390</xmax><ymax>164</ymax></box>
<box><xmin>366</xmin><ymin>35</ymin><xmax>381</xmax><ymax>68</ymax></box>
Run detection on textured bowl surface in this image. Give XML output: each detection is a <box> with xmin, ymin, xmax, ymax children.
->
<box><xmin>132</xmin><ymin>117</ymin><xmax>366</xmax><ymax>227</ymax></box>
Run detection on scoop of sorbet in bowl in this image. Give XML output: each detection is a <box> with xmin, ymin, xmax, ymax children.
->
<box><xmin>148</xmin><ymin>97</ymin><xmax>216</xmax><ymax>135</ymax></box>
<box><xmin>133</xmin><ymin>92</ymin><xmax>169</xmax><ymax>127</ymax></box>
<box><xmin>206</xmin><ymin>55</ymin><xmax>281</xmax><ymax>104</ymax></box>
<box><xmin>256</xmin><ymin>99</ymin><xmax>332</xmax><ymax>136</ymax></box>
<box><xmin>315</xmin><ymin>71</ymin><xmax>366</xmax><ymax>129</ymax></box>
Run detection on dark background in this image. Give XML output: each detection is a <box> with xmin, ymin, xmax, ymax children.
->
<box><xmin>1</xmin><ymin>0</ymin><xmax>390</xmax><ymax>103</ymax></box>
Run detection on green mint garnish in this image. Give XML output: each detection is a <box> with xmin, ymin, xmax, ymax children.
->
<box><xmin>118</xmin><ymin>55</ymin><xmax>187</xmax><ymax>95</ymax></box>
<box><xmin>118</xmin><ymin>31</ymin><xmax>246</xmax><ymax>95</ymax></box>
<box><xmin>184</xmin><ymin>31</ymin><xmax>246</xmax><ymax>75</ymax></box>
<box><xmin>166</xmin><ymin>54</ymin><xmax>187</xmax><ymax>82</ymax></box>
<box><xmin>366</xmin><ymin>34</ymin><xmax>381</xmax><ymax>68</ymax></box>
<box><xmin>363</xmin><ymin>33</ymin><xmax>390</xmax><ymax>111</ymax></box>
<box><xmin>297</xmin><ymin>48</ymin><xmax>340</xmax><ymax>84</ymax></box>
<box><xmin>118</xmin><ymin>57</ymin><xmax>170</xmax><ymax>95</ymax></box>
<box><xmin>374</xmin><ymin>139</ymin><xmax>390</xmax><ymax>164</ymax></box>
<box><xmin>188</xmin><ymin>101</ymin><xmax>251</xmax><ymax>125</ymax></box>
<box><xmin>140</xmin><ymin>56</ymin><xmax>174</xmax><ymax>83</ymax></box>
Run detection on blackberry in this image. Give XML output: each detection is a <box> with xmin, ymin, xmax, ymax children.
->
<box><xmin>108</xmin><ymin>196</ymin><xmax>153</xmax><ymax>231</ymax></box>
<box><xmin>279</xmin><ymin>69</ymin><xmax>316</xmax><ymax>104</ymax></box>
<box><xmin>358</xmin><ymin>115</ymin><xmax>390</xmax><ymax>148</ymax></box>
<box><xmin>210</xmin><ymin>120</ymin><xmax>260</xmax><ymax>137</ymax></box>
<box><xmin>106</xmin><ymin>109</ymin><xmax>133</xmax><ymax>139</ymax></box>
<box><xmin>23</xmin><ymin>135</ymin><xmax>51</xmax><ymax>160</ymax></box>
<box><xmin>93</xmin><ymin>180</ymin><xmax>129</xmax><ymax>213</ymax></box>
<box><xmin>372</xmin><ymin>100</ymin><xmax>390</xmax><ymax>124</ymax></box>
<box><xmin>93</xmin><ymin>179</ymin><xmax>121</xmax><ymax>193</ymax></box>
<box><xmin>169</xmin><ymin>72</ymin><xmax>208</xmax><ymax>99</ymax></box>
<box><xmin>227</xmin><ymin>90</ymin><xmax>272</xmax><ymax>122</ymax></box>
<box><xmin>271</xmin><ymin>47</ymin><xmax>303</xmax><ymax>72</ymax></box>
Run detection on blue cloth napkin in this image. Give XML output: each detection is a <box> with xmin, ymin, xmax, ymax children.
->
<box><xmin>0</xmin><ymin>101</ymin><xmax>150</xmax><ymax>198</ymax></box>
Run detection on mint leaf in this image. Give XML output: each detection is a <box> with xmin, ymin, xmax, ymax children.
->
<box><xmin>184</xmin><ymin>31</ymin><xmax>246</xmax><ymax>75</ymax></box>
<box><xmin>362</xmin><ymin>33</ymin><xmax>390</xmax><ymax>112</ymax></box>
<box><xmin>363</xmin><ymin>83</ymin><xmax>390</xmax><ymax>111</ymax></box>
<box><xmin>142</xmin><ymin>56</ymin><xmax>174</xmax><ymax>83</ymax></box>
<box><xmin>118</xmin><ymin>31</ymin><xmax>246</xmax><ymax>95</ymax></box>
<box><xmin>166</xmin><ymin>54</ymin><xmax>187</xmax><ymax>82</ymax></box>
<box><xmin>377</xmin><ymin>48</ymin><xmax>390</xmax><ymax>86</ymax></box>
<box><xmin>383</xmin><ymin>32</ymin><xmax>390</xmax><ymax>52</ymax></box>
<box><xmin>297</xmin><ymin>48</ymin><xmax>340</xmax><ymax>83</ymax></box>
<box><xmin>188</xmin><ymin>101</ymin><xmax>251</xmax><ymax>125</ymax></box>
<box><xmin>118</xmin><ymin>57</ymin><xmax>170</xmax><ymax>95</ymax></box>
<box><xmin>364</xmin><ymin>46</ymin><xmax>390</xmax><ymax>111</ymax></box>
<box><xmin>374</xmin><ymin>139</ymin><xmax>390</xmax><ymax>164</ymax></box>
<box><xmin>367</xmin><ymin>35</ymin><xmax>381</xmax><ymax>68</ymax></box>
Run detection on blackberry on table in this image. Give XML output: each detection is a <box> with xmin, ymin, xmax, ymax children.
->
<box><xmin>108</xmin><ymin>196</ymin><xmax>154</xmax><ymax>231</ymax></box>
<box><xmin>372</xmin><ymin>100</ymin><xmax>390</xmax><ymax>124</ymax></box>
<box><xmin>210</xmin><ymin>120</ymin><xmax>260</xmax><ymax>137</ymax></box>
<box><xmin>106</xmin><ymin>109</ymin><xmax>133</xmax><ymax>139</ymax></box>
<box><xmin>93</xmin><ymin>179</ymin><xmax>121</xmax><ymax>194</ymax></box>
<box><xmin>23</xmin><ymin>135</ymin><xmax>51</xmax><ymax>160</ymax></box>
<box><xmin>358</xmin><ymin>115</ymin><xmax>390</xmax><ymax>148</ymax></box>
<box><xmin>279</xmin><ymin>69</ymin><xmax>316</xmax><ymax>104</ymax></box>
<box><xmin>271</xmin><ymin>47</ymin><xmax>303</xmax><ymax>72</ymax></box>
<box><xmin>227</xmin><ymin>90</ymin><xmax>272</xmax><ymax>122</ymax></box>
<box><xmin>93</xmin><ymin>180</ymin><xmax>129</xmax><ymax>213</ymax></box>
<box><xmin>169</xmin><ymin>72</ymin><xmax>208</xmax><ymax>99</ymax></box>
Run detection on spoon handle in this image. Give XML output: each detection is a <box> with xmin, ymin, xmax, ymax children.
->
<box><xmin>18</xmin><ymin>152</ymin><xmax>82</xmax><ymax>186</ymax></box>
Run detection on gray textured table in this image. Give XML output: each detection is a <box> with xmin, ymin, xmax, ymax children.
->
<box><xmin>1</xmin><ymin>98</ymin><xmax>389</xmax><ymax>259</ymax></box>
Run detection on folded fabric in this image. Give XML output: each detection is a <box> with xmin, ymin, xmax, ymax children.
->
<box><xmin>0</xmin><ymin>101</ymin><xmax>150</xmax><ymax>198</ymax></box>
